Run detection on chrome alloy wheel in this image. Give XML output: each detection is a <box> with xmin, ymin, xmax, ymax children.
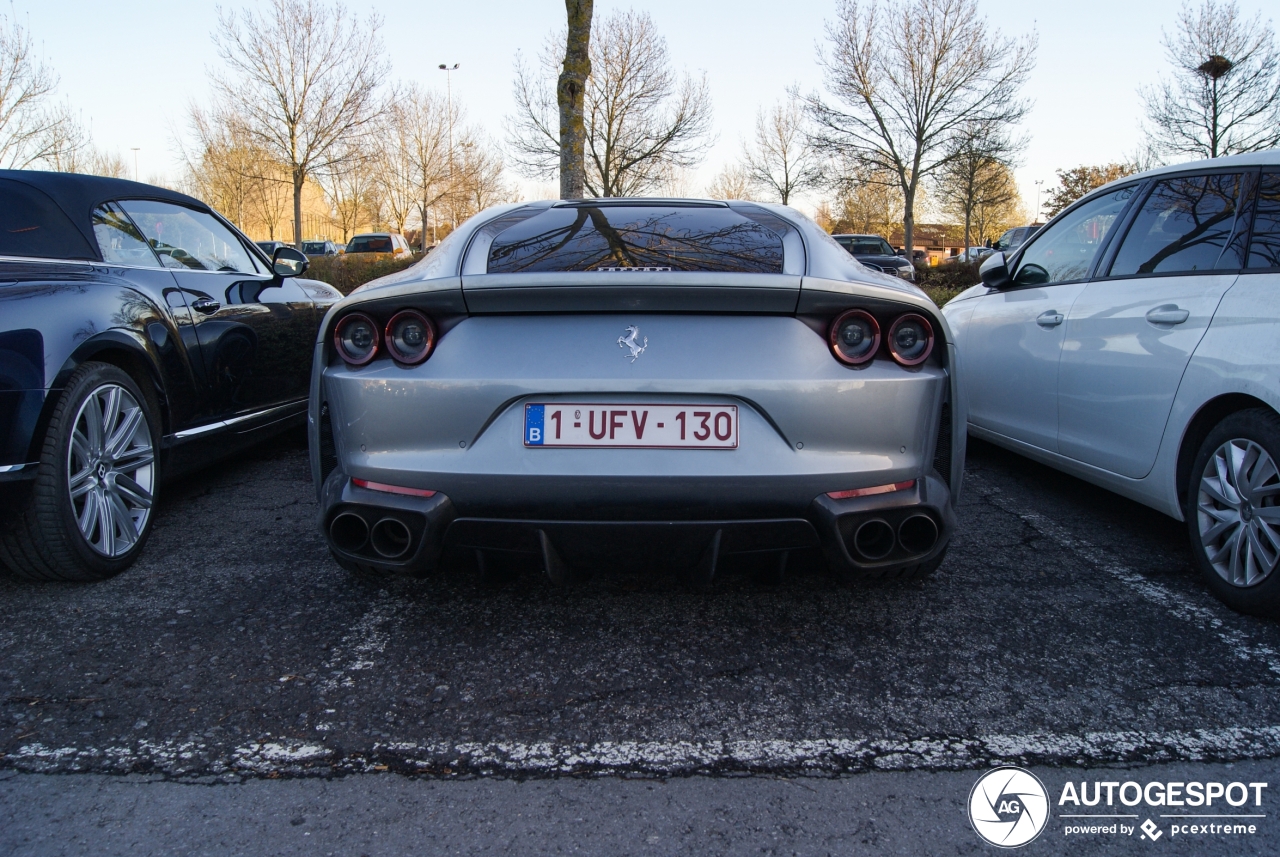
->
<box><xmin>66</xmin><ymin>383</ymin><xmax>155</xmax><ymax>558</ymax></box>
<box><xmin>1196</xmin><ymin>438</ymin><xmax>1280</xmax><ymax>588</ymax></box>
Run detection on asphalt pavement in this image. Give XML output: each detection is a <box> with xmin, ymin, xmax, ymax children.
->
<box><xmin>3</xmin><ymin>429</ymin><xmax>1280</xmax><ymax>854</ymax></box>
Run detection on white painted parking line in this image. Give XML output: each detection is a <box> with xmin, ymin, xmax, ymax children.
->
<box><xmin>976</xmin><ymin>480</ymin><xmax>1280</xmax><ymax>677</ymax></box>
<box><xmin>9</xmin><ymin>726</ymin><xmax>1280</xmax><ymax>778</ymax></box>
<box><xmin>313</xmin><ymin>594</ymin><xmax>403</xmax><ymax>732</ymax></box>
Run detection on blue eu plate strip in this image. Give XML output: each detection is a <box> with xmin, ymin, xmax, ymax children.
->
<box><xmin>525</xmin><ymin>404</ymin><xmax>545</xmax><ymax>445</ymax></box>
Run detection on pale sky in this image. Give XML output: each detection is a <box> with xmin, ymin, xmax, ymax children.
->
<box><xmin>14</xmin><ymin>0</ymin><xmax>1277</xmax><ymax>219</ymax></box>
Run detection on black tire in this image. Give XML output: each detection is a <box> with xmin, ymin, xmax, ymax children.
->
<box><xmin>1186</xmin><ymin>408</ymin><xmax>1280</xmax><ymax>616</ymax></box>
<box><xmin>0</xmin><ymin>362</ymin><xmax>161</xmax><ymax>582</ymax></box>
<box><xmin>841</xmin><ymin>545</ymin><xmax>949</xmax><ymax>585</ymax></box>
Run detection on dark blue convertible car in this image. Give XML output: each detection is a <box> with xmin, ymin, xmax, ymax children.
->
<box><xmin>0</xmin><ymin>171</ymin><xmax>340</xmax><ymax>581</ymax></box>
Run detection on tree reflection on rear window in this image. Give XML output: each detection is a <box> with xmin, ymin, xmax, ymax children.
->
<box><xmin>486</xmin><ymin>205</ymin><xmax>786</xmax><ymax>273</ymax></box>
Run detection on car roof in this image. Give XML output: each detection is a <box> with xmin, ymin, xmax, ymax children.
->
<box><xmin>1091</xmin><ymin>150</ymin><xmax>1280</xmax><ymax>198</ymax></box>
<box><xmin>0</xmin><ymin>170</ymin><xmax>208</xmax><ymax>217</ymax></box>
<box><xmin>0</xmin><ymin>170</ymin><xmax>213</xmax><ymax>258</ymax></box>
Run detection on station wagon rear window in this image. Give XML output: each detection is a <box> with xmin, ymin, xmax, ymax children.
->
<box><xmin>486</xmin><ymin>205</ymin><xmax>786</xmax><ymax>274</ymax></box>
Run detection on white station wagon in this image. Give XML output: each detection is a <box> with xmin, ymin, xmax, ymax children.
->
<box><xmin>943</xmin><ymin>151</ymin><xmax>1280</xmax><ymax>614</ymax></box>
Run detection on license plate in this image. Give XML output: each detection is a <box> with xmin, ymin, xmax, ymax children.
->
<box><xmin>524</xmin><ymin>403</ymin><xmax>738</xmax><ymax>449</ymax></box>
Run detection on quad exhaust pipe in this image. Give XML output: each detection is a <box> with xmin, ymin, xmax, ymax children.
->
<box><xmin>329</xmin><ymin>512</ymin><xmax>369</xmax><ymax>553</ymax></box>
<box><xmin>329</xmin><ymin>511</ymin><xmax>414</xmax><ymax>560</ymax></box>
<box><xmin>897</xmin><ymin>514</ymin><xmax>938</xmax><ymax>555</ymax></box>
<box><xmin>370</xmin><ymin>517</ymin><xmax>412</xmax><ymax>559</ymax></box>
<box><xmin>850</xmin><ymin>514</ymin><xmax>939</xmax><ymax>561</ymax></box>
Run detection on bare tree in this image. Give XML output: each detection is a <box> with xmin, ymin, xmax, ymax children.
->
<box><xmin>935</xmin><ymin>124</ymin><xmax>1023</xmax><ymax>250</ymax></box>
<box><xmin>447</xmin><ymin>133</ymin><xmax>517</xmax><ymax>223</ymax></box>
<box><xmin>318</xmin><ymin>148</ymin><xmax>376</xmax><ymax>243</ymax></box>
<box><xmin>0</xmin><ymin>14</ymin><xmax>84</xmax><ymax>169</ymax></box>
<box><xmin>743</xmin><ymin>93</ymin><xmax>822</xmax><ymax>204</ymax></box>
<box><xmin>509</xmin><ymin>9</ymin><xmax>713</xmax><ymax>197</ymax></box>
<box><xmin>829</xmin><ymin>164</ymin><xmax>903</xmax><ymax>237</ymax></box>
<box><xmin>211</xmin><ymin>0</ymin><xmax>389</xmax><ymax>248</ymax></box>
<box><xmin>373</xmin><ymin>87</ymin><xmax>446</xmax><ymax>240</ymax></box>
<box><xmin>807</xmin><ymin>0</ymin><xmax>1035</xmax><ymax>255</ymax></box>
<box><xmin>559</xmin><ymin>0</ymin><xmax>593</xmax><ymax>199</ymax></box>
<box><xmin>968</xmin><ymin>164</ymin><xmax>1024</xmax><ymax>244</ymax></box>
<box><xmin>181</xmin><ymin>108</ymin><xmax>265</xmax><ymax>229</ymax></box>
<box><xmin>1141</xmin><ymin>0</ymin><xmax>1280</xmax><ymax>159</ymax></box>
<box><xmin>705</xmin><ymin>163</ymin><xmax>755</xmax><ymax>200</ymax></box>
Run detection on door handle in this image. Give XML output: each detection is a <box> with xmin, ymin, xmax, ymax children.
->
<box><xmin>191</xmin><ymin>297</ymin><xmax>220</xmax><ymax>314</ymax></box>
<box><xmin>1146</xmin><ymin>305</ymin><xmax>1190</xmax><ymax>326</ymax></box>
<box><xmin>1036</xmin><ymin>310</ymin><xmax>1064</xmax><ymax>328</ymax></box>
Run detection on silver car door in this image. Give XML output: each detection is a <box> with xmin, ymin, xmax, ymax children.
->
<box><xmin>1057</xmin><ymin>171</ymin><xmax>1247</xmax><ymax>479</ymax></box>
<box><xmin>964</xmin><ymin>185</ymin><xmax>1139</xmax><ymax>451</ymax></box>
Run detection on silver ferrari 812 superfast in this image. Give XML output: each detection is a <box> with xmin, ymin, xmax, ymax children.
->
<box><xmin>309</xmin><ymin>200</ymin><xmax>964</xmax><ymax>586</ymax></box>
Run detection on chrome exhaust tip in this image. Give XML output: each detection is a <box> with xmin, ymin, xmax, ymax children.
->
<box><xmin>370</xmin><ymin>517</ymin><xmax>412</xmax><ymax>559</ymax></box>
<box><xmin>330</xmin><ymin>511</ymin><xmax>370</xmax><ymax>553</ymax></box>
<box><xmin>898</xmin><ymin>514</ymin><xmax>939</xmax><ymax>555</ymax></box>
<box><xmin>853</xmin><ymin>519</ymin><xmax>895</xmax><ymax>560</ymax></box>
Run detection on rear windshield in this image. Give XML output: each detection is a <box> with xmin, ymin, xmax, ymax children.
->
<box><xmin>302</xmin><ymin>242</ymin><xmax>327</xmax><ymax>253</ymax></box>
<box><xmin>349</xmin><ymin>236</ymin><xmax>393</xmax><ymax>253</ymax></box>
<box><xmin>486</xmin><ymin>205</ymin><xmax>786</xmax><ymax>274</ymax></box>
<box><xmin>0</xmin><ymin>179</ymin><xmax>95</xmax><ymax>260</ymax></box>
<box><xmin>837</xmin><ymin>237</ymin><xmax>894</xmax><ymax>256</ymax></box>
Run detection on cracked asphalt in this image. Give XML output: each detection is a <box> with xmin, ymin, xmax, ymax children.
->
<box><xmin>4</xmin><ymin>428</ymin><xmax>1280</xmax><ymax>854</ymax></box>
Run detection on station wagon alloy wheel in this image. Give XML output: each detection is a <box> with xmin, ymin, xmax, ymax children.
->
<box><xmin>67</xmin><ymin>383</ymin><xmax>155</xmax><ymax>558</ymax></box>
<box><xmin>1196</xmin><ymin>438</ymin><xmax>1280</xmax><ymax>588</ymax></box>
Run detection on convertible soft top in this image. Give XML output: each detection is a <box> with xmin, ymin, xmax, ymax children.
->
<box><xmin>0</xmin><ymin>170</ymin><xmax>211</xmax><ymax>261</ymax></box>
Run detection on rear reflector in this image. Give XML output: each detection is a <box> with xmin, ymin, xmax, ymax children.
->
<box><xmin>826</xmin><ymin>480</ymin><xmax>915</xmax><ymax>500</ymax></box>
<box><xmin>353</xmin><ymin>478</ymin><xmax>437</xmax><ymax>498</ymax></box>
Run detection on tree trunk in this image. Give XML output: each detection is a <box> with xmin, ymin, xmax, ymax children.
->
<box><xmin>902</xmin><ymin>182</ymin><xmax>916</xmax><ymax>262</ymax></box>
<box><xmin>558</xmin><ymin>0</ymin><xmax>593</xmax><ymax>199</ymax></box>
<box><xmin>292</xmin><ymin>170</ymin><xmax>305</xmax><ymax>250</ymax></box>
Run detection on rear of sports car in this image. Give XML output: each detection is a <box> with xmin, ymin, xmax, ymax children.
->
<box><xmin>309</xmin><ymin>200</ymin><xmax>965</xmax><ymax>584</ymax></box>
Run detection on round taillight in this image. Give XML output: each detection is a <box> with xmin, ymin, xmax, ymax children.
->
<box><xmin>334</xmin><ymin>313</ymin><xmax>380</xmax><ymax>365</ymax></box>
<box><xmin>887</xmin><ymin>313</ymin><xmax>935</xmax><ymax>366</ymax></box>
<box><xmin>384</xmin><ymin>310</ymin><xmax>436</xmax><ymax>365</ymax></box>
<box><xmin>829</xmin><ymin>309</ymin><xmax>881</xmax><ymax>366</ymax></box>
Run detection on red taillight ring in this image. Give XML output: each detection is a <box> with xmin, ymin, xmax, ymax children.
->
<box><xmin>828</xmin><ymin>309</ymin><xmax>881</xmax><ymax>366</ymax></box>
<box><xmin>333</xmin><ymin>312</ymin><xmax>380</xmax><ymax>366</ymax></box>
<box><xmin>384</xmin><ymin>310</ymin><xmax>437</xmax><ymax>365</ymax></box>
<box><xmin>887</xmin><ymin>313</ymin><xmax>935</xmax><ymax>366</ymax></box>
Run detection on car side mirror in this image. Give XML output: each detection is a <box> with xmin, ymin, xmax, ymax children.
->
<box><xmin>272</xmin><ymin>246</ymin><xmax>309</xmax><ymax>278</ymax></box>
<box><xmin>896</xmin><ymin>249</ymin><xmax>908</xmax><ymax>257</ymax></box>
<box><xmin>978</xmin><ymin>251</ymin><xmax>1012</xmax><ymax>290</ymax></box>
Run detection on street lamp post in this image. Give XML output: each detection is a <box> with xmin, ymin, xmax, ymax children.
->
<box><xmin>1034</xmin><ymin>179</ymin><xmax>1044</xmax><ymax>223</ymax></box>
<box><xmin>438</xmin><ymin>63</ymin><xmax>459</xmax><ymax>240</ymax></box>
<box><xmin>130</xmin><ymin>148</ymin><xmax>140</xmax><ymax>182</ymax></box>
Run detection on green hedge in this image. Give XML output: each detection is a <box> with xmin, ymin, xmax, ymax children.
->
<box><xmin>916</xmin><ymin>261</ymin><xmax>980</xmax><ymax>307</ymax></box>
<box><xmin>305</xmin><ymin>254</ymin><xmax>419</xmax><ymax>295</ymax></box>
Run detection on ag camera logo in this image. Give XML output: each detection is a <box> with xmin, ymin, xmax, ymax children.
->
<box><xmin>969</xmin><ymin>766</ymin><xmax>1051</xmax><ymax>848</ymax></box>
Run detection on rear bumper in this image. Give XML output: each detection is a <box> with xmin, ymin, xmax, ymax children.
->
<box><xmin>318</xmin><ymin>468</ymin><xmax>954</xmax><ymax>578</ymax></box>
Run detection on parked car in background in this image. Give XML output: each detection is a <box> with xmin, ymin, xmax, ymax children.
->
<box><xmin>832</xmin><ymin>233</ymin><xmax>915</xmax><ymax>280</ymax></box>
<box><xmin>0</xmin><ymin>171</ymin><xmax>341</xmax><ymax>582</ymax></box>
<box><xmin>346</xmin><ymin>232</ymin><xmax>413</xmax><ymax>258</ymax></box>
<box><xmin>312</xmin><ymin>200</ymin><xmax>963</xmax><ymax>586</ymax></box>
<box><xmin>302</xmin><ymin>240</ymin><xmax>341</xmax><ymax>258</ymax></box>
<box><xmin>943</xmin><ymin>151</ymin><xmax>1280</xmax><ymax>615</ymax></box>
<box><xmin>942</xmin><ymin>247</ymin><xmax>994</xmax><ymax>265</ymax></box>
<box><xmin>991</xmin><ymin>225</ymin><xmax>1039</xmax><ymax>254</ymax></box>
<box><xmin>255</xmin><ymin>240</ymin><xmax>288</xmax><ymax>257</ymax></box>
